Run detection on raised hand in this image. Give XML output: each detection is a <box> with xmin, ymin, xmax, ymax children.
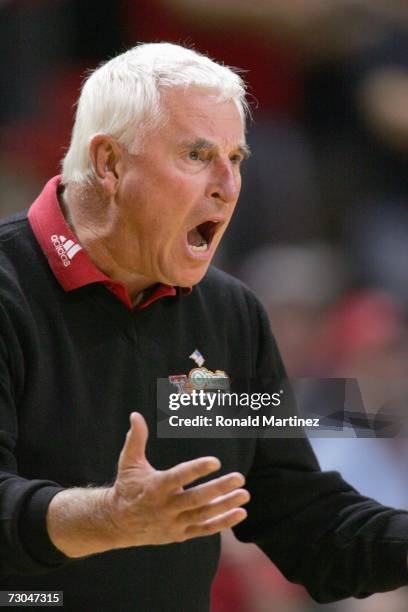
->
<box><xmin>106</xmin><ymin>412</ymin><xmax>250</xmax><ymax>546</ymax></box>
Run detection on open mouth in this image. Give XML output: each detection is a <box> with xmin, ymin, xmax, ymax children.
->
<box><xmin>187</xmin><ymin>221</ymin><xmax>219</xmax><ymax>253</ymax></box>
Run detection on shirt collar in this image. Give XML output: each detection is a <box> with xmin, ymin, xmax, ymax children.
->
<box><xmin>28</xmin><ymin>175</ymin><xmax>191</xmax><ymax>310</ymax></box>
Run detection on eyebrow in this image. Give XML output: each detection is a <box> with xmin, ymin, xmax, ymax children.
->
<box><xmin>181</xmin><ymin>139</ymin><xmax>252</xmax><ymax>160</ymax></box>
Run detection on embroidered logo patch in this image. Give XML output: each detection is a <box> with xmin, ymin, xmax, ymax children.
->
<box><xmin>169</xmin><ymin>367</ymin><xmax>230</xmax><ymax>393</ymax></box>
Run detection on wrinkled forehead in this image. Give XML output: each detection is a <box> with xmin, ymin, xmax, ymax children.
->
<box><xmin>160</xmin><ymin>86</ymin><xmax>246</xmax><ymax>146</ymax></box>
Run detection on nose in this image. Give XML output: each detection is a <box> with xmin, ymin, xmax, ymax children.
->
<box><xmin>206</xmin><ymin>160</ymin><xmax>241</xmax><ymax>204</ymax></box>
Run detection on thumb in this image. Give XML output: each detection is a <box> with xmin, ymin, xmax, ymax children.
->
<box><xmin>118</xmin><ymin>412</ymin><xmax>149</xmax><ymax>469</ymax></box>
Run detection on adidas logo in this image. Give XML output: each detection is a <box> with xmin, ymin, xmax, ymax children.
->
<box><xmin>51</xmin><ymin>234</ymin><xmax>82</xmax><ymax>267</ymax></box>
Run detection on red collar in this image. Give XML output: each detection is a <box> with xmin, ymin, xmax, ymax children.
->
<box><xmin>28</xmin><ymin>176</ymin><xmax>191</xmax><ymax>310</ymax></box>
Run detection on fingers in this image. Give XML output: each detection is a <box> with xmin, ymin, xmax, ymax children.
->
<box><xmin>168</xmin><ymin>469</ymin><xmax>250</xmax><ymax>542</ymax></box>
<box><xmin>169</xmin><ymin>472</ymin><xmax>245</xmax><ymax>512</ymax></box>
<box><xmin>179</xmin><ymin>488</ymin><xmax>250</xmax><ymax>524</ymax></box>
<box><xmin>162</xmin><ymin>456</ymin><xmax>222</xmax><ymax>492</ymax></box>
<box><xmin>113</xmin><ymin>432</ymin><xmax>250</xmax><ymax>546</ymax></box>
<box><xmin>183</xmin><ymin>507</ymin><xmax>248</xmax><ymax>540</ymax></box>
<box><xmin>118</xmin><ymin>412</ymin><xmax>149</xmax><ymax>469</ymax></box>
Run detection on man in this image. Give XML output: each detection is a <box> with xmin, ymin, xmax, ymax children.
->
<box><xmin>0</xmin><ymin>42</ymin><xmax>408</xmax><ymax>611</ymax></box>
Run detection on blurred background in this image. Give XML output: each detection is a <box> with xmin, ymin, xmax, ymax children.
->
<box><xmin>2</xmin><ymin>0</ymin><xmax>408</xmax><ymax>609</ymax></box>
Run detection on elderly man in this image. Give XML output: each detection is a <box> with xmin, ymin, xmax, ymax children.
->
<box><xmin>0</xmin><ymin>43</ymin><xmax>408</xmax><ymax>611</ymax></box>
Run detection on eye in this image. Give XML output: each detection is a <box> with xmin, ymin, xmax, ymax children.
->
<box><xmin>188</xmin><ymin>150</ymin><xmax>200</xmax><ymax>161</ymax></box>
<box><xmin>230</xmin><ymin>154</ymin><xmax>243</xmax><ymax>166</ymax></box>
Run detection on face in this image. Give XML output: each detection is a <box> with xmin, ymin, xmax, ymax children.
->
<box><xmin>112</xmin><ymin>88</ymin><xmax>247</xmax><ymax>288</ymax></box>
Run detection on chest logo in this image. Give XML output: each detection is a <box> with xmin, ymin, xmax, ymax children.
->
<box><xmin>169</xmin><ymin>367</ymin><xmax>230</xmax><ymax>393</ymax></box>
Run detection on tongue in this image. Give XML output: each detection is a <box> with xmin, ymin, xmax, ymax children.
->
<box><xmin>187</xmin><ymin>227</ymin><xmax>206</xmax><ymax>247</ymax></box>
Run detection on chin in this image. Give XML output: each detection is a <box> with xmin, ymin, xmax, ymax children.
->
<box><xmin>172</xmin><ymin>264</ymin><xmax>210</xmax><ymax>288</ymax></box>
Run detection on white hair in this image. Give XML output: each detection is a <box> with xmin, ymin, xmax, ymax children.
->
<box><xmin>61</xmin><ymin>42</ymin><xmax>248</xmax><ymax>186</ymax></box>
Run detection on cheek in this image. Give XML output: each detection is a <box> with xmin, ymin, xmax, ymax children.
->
<box><xmin>120</xmin><ymin>167</ymin><xmax>201</xmax><ymax>249</ymax></box>
<box><xmin>234</xmin><ymin>173</ymin><xmax>242</xmax><ymax>200</ymax></box>
<box><xmin>166</xmin><ymin>172</ymin><xmax>198</xmax><ymax>199</ymax></box>
<box><xmin>146</xmin><ymin>167</ymin><xmax>194</xmax><ymax>213</ymax></box>
<box><xmin>120</xmin><ymin>170</ymin><xmax>143</xmax><ymax>200</ymax></box>
<box><xmin>156</xmin><ymin>175</ymin><xmax>199</xmax><ymax>228</ymax></box>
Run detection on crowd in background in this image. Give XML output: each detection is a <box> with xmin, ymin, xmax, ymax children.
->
<box><xmin>2</xmin><ymin>1</ymin><xmax>408</xmax><ymax>610</ymax></box>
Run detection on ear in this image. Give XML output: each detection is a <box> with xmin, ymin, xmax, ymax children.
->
<box><xmin>89</xmin><ymin>135</ymin><xmax>124</xmax><ymax>196</ymax></box>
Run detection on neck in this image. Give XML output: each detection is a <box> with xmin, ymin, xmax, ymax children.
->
<box><xmin>58</xmin><ymin>184</ymin><xmax>156</xmax><ymax>302</ymax></box>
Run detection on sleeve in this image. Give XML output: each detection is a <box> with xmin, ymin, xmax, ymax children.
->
<box><xmin>233</xmin><ymin>293</ymin><xmax>408</xmax><ymax>603</ymax></box>
<box><xmin>0</xmin><ymin>304</ymin><xmax>69</xmax><ymax>577</ymax></box>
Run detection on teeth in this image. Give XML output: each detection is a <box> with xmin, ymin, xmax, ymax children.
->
<box><xmin>190</xmin><ymin>241</ymin><xmax>208</xmax><ymax>252</ymax></box>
